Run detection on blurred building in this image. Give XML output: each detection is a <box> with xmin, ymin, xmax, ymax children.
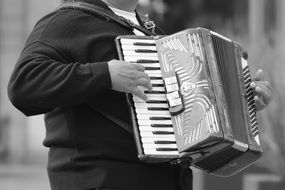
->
<box><xmin>0</xmin><ymin>0</ymin><xmax>61</xmax><ymax>164</ymax></box>
<box><xmin>0</xmin><ymin>0</ymin><xmax>285</xmax><ymax>190</ymax></box>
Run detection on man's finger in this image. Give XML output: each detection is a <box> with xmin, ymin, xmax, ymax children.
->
<box><xmin>132</xmin><ymin>87</ymin><xmax>148</xmax><ymax>101</ymax></box>
<box><xmin>258</xmin><ymin>81</ymin><xmax>272</xmax><ymax>90</ymax></box>
<box><xmin>254</xmin><ymin>95</ymin><xmax>266</xmax><ymax>111</ymax></box>
<box><xmin>133</xmin><ymin>63</ymin><xmax>145</xmax><ymax>72</ymax></box>
<box><xmin>252</xmin><ymin>69</ymin><xmax>264</xmax><ymax>81</ymax></box>
<box><xmin>136</xmin><ymin>78</ymin><xmax>152</xmax><ymax>91</ymax></box>
<box><xmin>255</xmin><ymin>86</ymin><xmax>272</xmax><ymax>104</ymax></box>
<box><xmin>136</xmin><ymin>71</ymin><xmax>151</xmax><ymax>80</ymax></box>
<box><xmin>250</xmin><ymin>81</ymin><xmax>257</xmax><ymax>89</ymax></box>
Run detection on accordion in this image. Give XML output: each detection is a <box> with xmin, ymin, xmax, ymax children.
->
<box><xmin>115</xmin><ymin>28</ymin><xmax>262</xmax><ymax>177</ymax></box>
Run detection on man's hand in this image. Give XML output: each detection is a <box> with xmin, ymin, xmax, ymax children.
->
<box><xmin>108</xmin><ymin>59</ymin><xmax>152</xmax><ymax>101</ymax></box>
<box><xmin>250</xmin><ymin>69</ymin><xmax>272</xmax><ymax>111</ymax></box>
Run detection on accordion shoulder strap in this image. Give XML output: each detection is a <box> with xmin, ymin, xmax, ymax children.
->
<box><xmin>58</xmin><ymin>1</ymin><xmax>157</xmax><ymax>36</ymax></box>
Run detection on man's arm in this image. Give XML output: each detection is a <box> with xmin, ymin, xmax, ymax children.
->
<box><xmin>7</xmin><ymin>41</ymin><xmax>112</xmax><ymax>116</ymax></box>
<box><xmin>8</xmin><ymin>41</ymin><xmax>152</xmax><ymax>116</ymax></box>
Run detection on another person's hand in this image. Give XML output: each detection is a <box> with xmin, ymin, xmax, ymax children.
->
<box><xmin>108</xmin><ymin>59</ymin><xmax>152</xmax><ymax>101</ymax></box>
<box><xmin>250</xmin><ymin>69</ymin><xmax>272</xmax><ymax>111</ymax></box>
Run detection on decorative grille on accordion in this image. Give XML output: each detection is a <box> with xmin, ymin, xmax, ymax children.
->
<box><xmin>115</xmin><ymin>28</ymin><xmax>262</xmax><ymax>177</ymax></box>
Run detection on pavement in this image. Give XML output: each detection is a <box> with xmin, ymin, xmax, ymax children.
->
<box><xmin>0</xmin><ymin>163</ymin><xmax>50</xmax><ymax>190</ymax></box>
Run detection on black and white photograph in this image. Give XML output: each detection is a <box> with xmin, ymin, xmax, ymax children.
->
<box><xmin>0</xmin><ymin>0</ymin><xmax>281</xmax><ymax>190</ymax></box>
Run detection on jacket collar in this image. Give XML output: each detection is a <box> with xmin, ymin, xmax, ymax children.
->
<box><xmin>70</xmin><ymin>0</ymin><xmax>112</xmax><ymax>11</ymax></box>
<box><xmin>64</xmin><ymin>0</ymin><xmax>159</xmax><ymax>35</ymax></box>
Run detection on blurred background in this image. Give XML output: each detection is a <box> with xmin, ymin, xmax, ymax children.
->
<box><xmin>0</xmin><ymin>0</ymin><xmax>284</xmax><ymax>190</ymax></box>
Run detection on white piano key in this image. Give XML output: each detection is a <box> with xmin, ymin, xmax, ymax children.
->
<box><xmin>140</xmin><ymin>132</ymin><xmax>175</xmax><ymax>138</ymax></box>
<box><xmin>146</xmin><ymin>93</ymin><xmax>167</xmax><ymax>99</ymax></box>
<box><xmin>143</xmin><ymin>149</ymin><xmax>179</xmax><ymax>155</ymax></box>
<box><xmin>137</xmin><ymin>119</ymin><xmax>173</xmax><ymax>125</ymax></box>
<box><xmin>133</xmin><ymin>94</ymin><xmax>167</xmax><ymax>102</ymax></box>
<box><xmin>139</xmin><ymin>63</ymin><xmax>161</xmax><ymax>68</ymax></box>
<box><xmin>139</xmin><ymin>126</ymin><xmax>174</xmax><ymax>132</ymax></box>
<box><xmin>122</xmin><ymin>51</ymin><xmax>158</xmax><ymax>58</ymax></box>
<box><xmin>120</xmin><ymin>38</ymin><xmax>156</xmax><ymax>45</ymax></box>
<box><xmin>134</xmin><ymin>93</ymin><xmax>167</xmax><ymax>100</ymax></box>
<box><xmin>142</xmin><ymin>143</ymin><xmax>177</xmax><ymax>149</ymax></box>
<box><xmin>136</xmin><ymin>114</ymin><xmax>170</xmax><ymax>120</ymax></box>
<box><xmin>145</xmin><ymin>70</ymin><xmax>163</xmax><ymax>75</ymax></box>
<box><xmin>137</xmin><ymin>114</ymin><xmax>172</xmax><ymax>122</ymax></box>
<box><xmin>147</xmin><ymin>87</ymin><xmax>165</xmax><ymax>92</ymax></box>
<box><xmin>141</xmin><ymin>137</ymin><xmax>176</xmax><ymax>143</ymax></box>
<box><xmin>146</xmin><ymin>72</ymin><xmax>162</xmax><ymax>78</ymax></box>
<box><xmin>124</xmin><ymin>57</ymin><xmax>159</xmax><ymax>62</ymax></box>
<box><xmin>124</xmin><ymin>56</ymin><xmax>159</xmax><ymax>62</ymax></box>
<box><xmin>135</xmin><ymin>109</ymin><xmax>170</xmax><ymax>116</ymax></box>
<box><xmin>151</xmin><ymin>79</ymin><xmax>164</xmax><ymax>85</ymax></box>
<box><xmin>133</xmin><ymin>98</ymin><xmax>166</xmax><ymax>104</ymax></box>
<box><xmin>134</xmin><ymin>102</ymin><xmax>169</xmax><ymax>108</ymax></box>
<box><xmin>121</xmin><ymin>44</ymin><xmax>157</xmax><ymax>51</ymax></box>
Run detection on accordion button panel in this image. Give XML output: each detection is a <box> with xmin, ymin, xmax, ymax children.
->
<box><xmin>163</xmin><ymin>72</ymin><xmax>184</xmax><ymax>115</ymax></box>
<box><xmin>120</xmin><ymin>38</ymin><xmax>179</xmax><ymax>156</ymax></box>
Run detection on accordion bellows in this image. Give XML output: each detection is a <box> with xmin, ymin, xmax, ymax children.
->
<box><xmin>115</xmin><ymin>28</ymin><xmax>262</xmax><ymax>177</ymax></box>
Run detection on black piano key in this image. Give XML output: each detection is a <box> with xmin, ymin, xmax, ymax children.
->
<box><xmin>146</xmin><ymin>100</ymin><xmax>168</xmax><ymax>104</ymax></box>
<box><xmin>151</xmin><ymin>124</ymin><xmax>173</xmax><ymax>128</ymax></box>
<box><xmin>151</xmin><ymin>84</ymin><xmax>164</xmax><ymax>87</ymax></box>
<box><xmin>150</xmin><ymin>76</ymin><xmax>163</xmax><ymax>80</ymax></box>
<box><xmin>135</xmin><ymin>49</ymin><xmax>157</xmax><ymax>53</ymax></box>
<box><xmin>155</xmin><ymin>140</ymin><xmax>176</xmax><ymax>144</ymax></box>
<box><xmin>137</xmin><ymin>59</ymin><xmax>159</xmax><ymax>63</ymax></box>
<box><xmin>133</xmin><ymin>42</ymin><xmax>156</xmax><ymax>46</ymax></box>
<box><xmin>148</xmin><ymin>107</ymin><xmax>169</xmax><ymax>111</ymax></box>
<box><xmin>149</xmin><ymin>116</ymin><xmax>171</xmax><ymax>120</ymax></box>
<box><xmin>153</xmin><ymin>131</ymin><xmax>174</xmax><ymax>135</ymax></box>
<box><xmin>156</xmin><ymin>148</ymin><xmax>178</xmax><ymax>151</ymax></box>
<box><xmin>145</xmin><ymin>91</ymin><xmax>165</xmax><ymax>94</ymax></box>
<box><xmin>145</xmin><ymin>67</ymin><xmax>161</xmax><ymax>70</ymax></box>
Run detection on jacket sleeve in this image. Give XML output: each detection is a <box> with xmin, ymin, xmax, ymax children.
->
<box><xmin>7</xmin><ymin>40</ymin><xmax>111</xmax><ymax>116</ymax></box>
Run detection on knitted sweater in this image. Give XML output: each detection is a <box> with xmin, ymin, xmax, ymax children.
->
<box><xmin>8</xmin><ymin>1</ymin><xmax>192</xmax><ymax>189</ymax></box>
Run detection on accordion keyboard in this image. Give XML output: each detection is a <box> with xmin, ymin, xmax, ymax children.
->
<box><xmin>120</xmin><ymin>38</ymin><xmax>179</xmax><ymax>155</ymax></box>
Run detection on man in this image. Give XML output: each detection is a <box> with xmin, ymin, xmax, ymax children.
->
<box><xmin>7</xmin><ymin>0</ymin><xmax>272</xmax><ymax>190</ymax></box>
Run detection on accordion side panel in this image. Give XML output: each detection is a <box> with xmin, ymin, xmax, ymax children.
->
<box><xmin>208</xmin><ymin>46</ymin><xmax>263</xmax><ymax>177</ymax></box>
<box><xmin>212</xmin><ymin>45</ymin><xmax>262</xmax><ymax>175</ymax></box>
<box><xmin>191</xmin><ymin>31</ymin><xmax>263</xmax><ymax>176</ymax></box>
<box><xmin>236</xmin><ymin>49</ymin><xmax>262</xmax><ymax>151</ymax></box>
<box><xmin>155</xmin><ymin>29</ymin><xmax>232</xmax><ymax>154</ymax></box>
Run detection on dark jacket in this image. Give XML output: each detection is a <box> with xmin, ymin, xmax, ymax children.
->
<box><xmin>8</xmin><ymin>0</ymin><xmax>192</xmax><ymax>189</ymax></box>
